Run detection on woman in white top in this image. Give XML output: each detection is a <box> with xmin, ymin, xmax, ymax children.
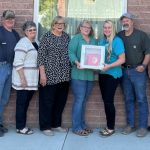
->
<box><xmin>12</xmin><ymin>21</ymin><xmax>38</xmax><ymax>135</ymax></box>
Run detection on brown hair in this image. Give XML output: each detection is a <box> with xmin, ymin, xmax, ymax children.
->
<box><xmin>76</xmin><ymin>20</ymin><xmax>94</xmax><ymax>37</ymax></box>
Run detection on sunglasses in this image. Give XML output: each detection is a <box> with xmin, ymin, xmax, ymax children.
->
<box><xmin>26</xmin><ymin>28</ymin><xmax>37</xmax><ymax>32</ymax></box>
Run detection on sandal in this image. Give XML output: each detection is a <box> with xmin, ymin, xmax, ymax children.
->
<box><xmin>99</xmin><ymin>128</ymin><xmax>115</xmax><ymax>137</ymax></box>
<box><xmin>73</xmin><ymin>130</ymin><xmax>89</xmax><ymax>136</ymax></box>
<box><xmin>16</xmin><ymin>127</ymin><xmax>33</xmax><ymax>135</ymax></box>
<box><xmin>84</xmin><ymin>128</ymin><xmax>93</xmax><ymax>133</ymax></box>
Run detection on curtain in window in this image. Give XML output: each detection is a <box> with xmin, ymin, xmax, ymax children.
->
<box><xmin>38</xmin><ymin>0</ymin><xmax>123</xmax><ymax>40</ymax></box>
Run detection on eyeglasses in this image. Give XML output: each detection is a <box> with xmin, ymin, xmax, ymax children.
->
<box><xmin>26</xmin><ymin>28</ymin><xmax>37</xmax><ymax>32</ymax></box>
<box><xmin>55</xmin><ymin>23</ymin><xmax>65</xmax><ymax>26</ymax></box>
<box><xmin>5</xmin><ymin>18</ymin><xmax>15</xmax><ymax>21</ymax></box>
<box><xmin>81</xmin><ymin>26</ymin><xmax>91</xmax><ymax>30</ymax></box>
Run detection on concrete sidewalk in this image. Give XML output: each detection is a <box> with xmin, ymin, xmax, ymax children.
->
<box><xmin>0</xmin><ymin>127</ymin><xmax>149</xmax><ymax>150</ymax></box>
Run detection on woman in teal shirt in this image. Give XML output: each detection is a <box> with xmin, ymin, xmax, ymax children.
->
<box><xmin>98</xmin><ymin>20</ymin><xmax>125</xmax><ymax>136</ymax></box>
<box><xmin>68</xmin><ymin>20</ymin><xmax>97</xmax><ymax>136</ymax></box>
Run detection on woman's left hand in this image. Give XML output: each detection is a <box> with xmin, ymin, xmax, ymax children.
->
<box><xmin>102</xmin><ymin>64</ymin><xmax>111</xmax><ymax>71</ymax></box>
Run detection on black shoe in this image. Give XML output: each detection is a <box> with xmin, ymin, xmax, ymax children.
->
<box><xmin>0</xmin><ymin>124</ymin><xmax>8</xmax><ymax>133</ymax></box>
<box><xmin>0</xmin><ymin>129</ymin><xmax>4</xmax><ymax>137</ymax></box>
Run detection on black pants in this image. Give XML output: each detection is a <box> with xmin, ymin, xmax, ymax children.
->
<box><xmin>99</xmin><ymin>74</ymin><xmax>120</xmax><ymax>130</ymax></box>
<box><xmin>39</xmin><ymin>81</ymin><xmax>69</xmax><ymax>130</ymax></box>
<box><xmin>16</xmin><ymin>90</ymin><xmax>34</xmax><ymax>129</ymax></box>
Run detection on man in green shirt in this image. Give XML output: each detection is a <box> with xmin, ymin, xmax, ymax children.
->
<box><xmin>118</xmin><ymin>12</ymin><xmax>150</xmax><ymax>137</ymax></box>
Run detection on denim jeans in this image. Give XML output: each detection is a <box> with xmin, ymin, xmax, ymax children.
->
<box><xmin>0</xmin><ymin>64</ymin><xmax>12</xmax><ymax>124</ymax></box>
<box><xmin>122</xmin><ymin>68</ymin><xmax>148</xmax><ymax>128</ymax></box>
<box><xmin>71</xmin><ymin>79</ymin><xmax>94</xmax><ymax>132</ymax></box>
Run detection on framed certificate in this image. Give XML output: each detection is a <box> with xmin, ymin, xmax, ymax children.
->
<box><xmin>80</xmin><ymin>45</ymin><xmax>105</xmax><ymax>70</ymax></box>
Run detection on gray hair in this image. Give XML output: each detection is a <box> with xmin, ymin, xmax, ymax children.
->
<box><xmin>51</xmin><ymin>16</ymin><xmax>67</xmax><ymax>30</ymax></box>
<box><xmin>22</xmin><ymin>21</ymin><xmax>36</xmax><ymax>31</ymax></box>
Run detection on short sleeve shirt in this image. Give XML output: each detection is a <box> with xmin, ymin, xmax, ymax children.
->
<box><xmin>118</xmin><ymin>28</ymin><xmax>150</xmax><ymax>65</ymax></box>
<box><xmin>0</xmin><ymin>26</ymin><xmax>19</xmax><ymax>64</ymax></box>
<box><xmin>98</xmin><ymin>36</ymin><xmax>125</xmax><ymax>78</ymax></box>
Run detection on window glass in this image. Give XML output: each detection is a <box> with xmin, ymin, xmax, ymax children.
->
<box><xmin>38</xmin><ymin>0</ymin><xmax>126</xmax><ymax>40</ymax></box>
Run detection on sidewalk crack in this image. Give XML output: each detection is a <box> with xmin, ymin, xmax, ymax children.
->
<box><xmin>61</xmin><ymin>128</ymin><xmax>70</xmax><ymax>150</ymax></box>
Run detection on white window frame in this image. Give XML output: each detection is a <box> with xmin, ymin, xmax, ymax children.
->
<box><xmin>33</xmin><ymin>0</ymin><xmax>39</xmax><ymax>40</ymax></box>
<box><xmin>122</xmin><ymin>0</ymin><xmax>127</xmax><ymax>13</ymax></box>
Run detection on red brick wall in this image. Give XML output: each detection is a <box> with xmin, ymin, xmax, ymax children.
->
<box><xmin>1</xmin><ymin>0</ymin><xmax>150</xmax><ymax>128</ymax></box>
<box><xmin>128</xmin><ymin>0</ymin><xmax>150</xmax><ymax>34</ymax></box>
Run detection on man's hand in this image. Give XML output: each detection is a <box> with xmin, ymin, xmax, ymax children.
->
<box><xmin>136</xmin><ymin>65</ymin><xmax>146</xmax><ymax>72</ymax></box>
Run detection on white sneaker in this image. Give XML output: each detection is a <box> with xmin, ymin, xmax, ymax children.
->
<box><xmin>52</xmin><ymin>127</ymin><xmax>67</xmax><ymax>132</ymax></box>
<box><xmin>42</xmin><ymin>130</ymin><xmax>54</xmax><ymax>136</ymax></box>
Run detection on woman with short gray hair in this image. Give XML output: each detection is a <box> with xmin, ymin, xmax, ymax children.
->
<box><xmin>22</xmin><ymin>21</ymin><xmax>36</xmax><ymax>32</ymax></box>
<box><xmin>12</xmin><ymin>21</ymin><xmax>38</xmax><ymax>135</ymax></box>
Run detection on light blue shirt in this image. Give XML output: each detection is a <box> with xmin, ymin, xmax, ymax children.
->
<box><xmin>98</xmin><ymin>36</ymin><xmax>125</xmax><ymax>78</ymax></box>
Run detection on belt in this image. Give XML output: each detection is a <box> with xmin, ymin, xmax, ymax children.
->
<box><xmin>0</xmin><ymin>61</ymin><xmax>7</xmax><ymax>65</ymax></box>
<box><xmin>122</xmin><ymin>64</ymin><xmax>138</xmax><ymax>69</ymax></box>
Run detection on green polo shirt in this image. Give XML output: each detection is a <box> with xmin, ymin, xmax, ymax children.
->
<box><xmin>68</xmin><ymin>33</ymin><xmax>97</xmax><ymax>81</ymax></box>
<box><xmin>118</xmin><ymin>28</ymin><xmax>150</xmax><ymax>65</ymax></box>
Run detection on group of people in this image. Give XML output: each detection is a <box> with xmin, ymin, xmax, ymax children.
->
<box><xmin>0</xmin><ymin>10</ymin><xmax>150</xmax><ymax>138</ymax></box>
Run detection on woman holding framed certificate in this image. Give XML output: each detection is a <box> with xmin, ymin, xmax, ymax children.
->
<box><xmin>98</xmin><ymin>20</ymin><xmax>125</xmax><ymax>137</ymax></box>
<box><xmin>68</xmin><ymin>20</ymin><xmax>97</xmax><ymax>136</ymax></box>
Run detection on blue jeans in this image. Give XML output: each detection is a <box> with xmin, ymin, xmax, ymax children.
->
<box><xmin>0</xmin><ymin>64</ymin><xmax>12</xmax><ymax>124</ymax></box>
<box><xmin>71</xmin><ymin>79</ymin><xmax>94</xmax><ymax>132</ymax></box>
<box><xmin>122</xmin><ymin>68</ymin><xmax>148</xmax><ymax>128</ymax></box>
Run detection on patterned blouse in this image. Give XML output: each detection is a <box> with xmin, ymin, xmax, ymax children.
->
<box><xmin>37</xmin><ymin>31</ymin><xmax>71</xmax><ymax>85</ymax></box>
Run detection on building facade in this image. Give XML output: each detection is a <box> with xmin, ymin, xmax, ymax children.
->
<box><xmin>0</xmin><ymin>0</ymin><xmax>150</xmax><ymax>128</ymax></box>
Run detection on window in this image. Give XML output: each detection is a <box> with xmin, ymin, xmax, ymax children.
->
<box><xmin>34</xmin><ymin>0</ymin><xmax>127</xmax><ymax>40</ymax></box>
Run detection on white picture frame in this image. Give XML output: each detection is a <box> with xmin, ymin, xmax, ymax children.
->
<box><xmin>80</xmin><ymin>45</ymin><xmax>105</xmax><ymax>70</ymax></box>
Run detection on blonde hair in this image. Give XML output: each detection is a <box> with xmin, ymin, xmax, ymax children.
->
<box><xmin>51</xmin><ymin>16</ymin><xmax>67</xmax><ymax>30</ymax></box>
<box><xmin>103</xmin><ymin>20</ymin><xmax>116</xmax><ymax>60</ymax></box>
<box><xmin>76</xmin><ymin>20</ymin><xmax>94</xmax><ymax>37</ymax></box>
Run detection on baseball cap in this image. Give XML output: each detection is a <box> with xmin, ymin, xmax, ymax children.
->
<box><xmin>120</xmin><ymin>12</ymin><xmax>135</xmax><ymax>20</ymax></box>
<box><xmin>2</xmin><ymin>10</ymin><xmax>15</xmax><ymax>19</ymax></box>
